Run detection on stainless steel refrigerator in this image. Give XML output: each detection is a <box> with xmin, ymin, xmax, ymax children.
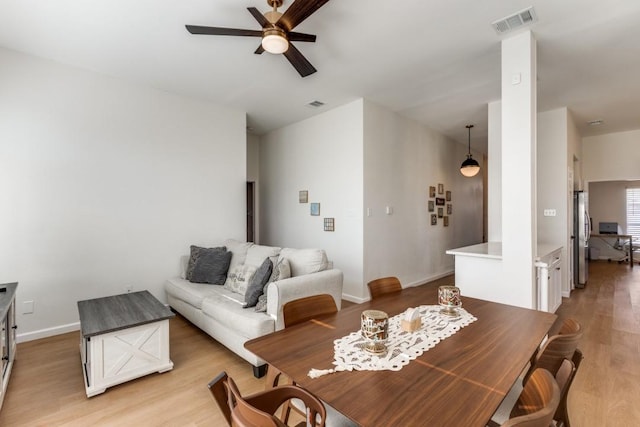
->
<box><xmin>573</xmin><ymin>191</ymin><xmax>590</xmax><ymax>288</ymax></box>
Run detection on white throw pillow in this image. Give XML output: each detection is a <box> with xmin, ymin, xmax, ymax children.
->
<box><xmin>224</xmin><ymin>264</ymin><xmax>258</xmax><ymax>297</ymax></box>
<box><xmin>245</xmin><ymin>245</ymin><xmax>281</xmax><ymax>268</ymax></box>
<box><xmin>268</xmin><ymin>257</ymin><xmax>291</xmax><ymax>283</ymax></box>
<box><xmin>279</xmin><ymin>248</ymin><xmax>328</xmax><ymax>277</ymax></box>
<box><xmin>223</xmin><ymin>239</ymin><xmax>254</xmax><ymax>288</ymax></box>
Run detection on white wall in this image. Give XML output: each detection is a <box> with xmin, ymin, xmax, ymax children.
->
<box><xmin>589</xmin><ymin>180</ymin><xmax>640</xmax><ymax>260</ymax></box>
<box><xmin>259</xmin><ymin>99</ymin><xmax>483</xmax><ymax>302</ymax></box>
<box><xmin>501</xmin><ymin>30</ymin><xmax>537</xmax><ymax>309</ymax></box>
<box><xmin>583</xmin><ymin>129</ymin><xmax>640</xmax><ymax>182</ymax></box>
<box><xmin>259</xmin><ymin>100</ymin><xmax>364</xmax><ymax>299</ymax></box>
<box><xmin>0</xmin><ymin>48</ymin><xmax>246</xmax><ymax>341</ymax></box>
<box><xmin>589</xmin><ymin>181</ymin><xmax>637</xmax><ymax>232</ymax></box>
<box><xmin>247</xmin><ymin>132</ymin><xmax>260</xmax><ymax>242</ymax></box>
<box><xmin>537</xmin><ymin>108</ymin><xmax>571</xmax><ymax>294</ymax></box>
<box><xmin>487</xmin><ymin>101</ymin><xmax>502</xmax><ymax>241</ymax></box>
<box><xmin>363</xmin><ymin>101</ymin><xmax>483</xmax><ymax>297</ymax></box>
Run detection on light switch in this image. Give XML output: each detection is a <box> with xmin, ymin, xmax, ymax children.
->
<box><xmin>23</xmin><ymin>300</ymin><xmax>34</xmax><ymax>314</ymax></box>
<box><xmin>511</xmin><ymin>73</ymin><xmax>521</xmax><ymax>85</ymax></box>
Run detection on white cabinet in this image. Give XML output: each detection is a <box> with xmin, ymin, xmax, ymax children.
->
<box><xmin>536</xmin><ymin>248</ymin><xmax>562</xmax><ymax>312</ymax></box>
<box><xmin>0</xmin><ymin>282</ymin><xmax>17</xmax><ymax>413</ymax></box>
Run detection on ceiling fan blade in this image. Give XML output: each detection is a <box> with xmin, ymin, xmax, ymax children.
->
<box><xmin>277</xmin><ymin>0</ymin><xmax>331</xmax><ymax>32</ymax></box>
<box><xmin>283</xmin><ymin>43</ymin><xmax>317</xmax><ymax>77</ymax></box>
<box><xmin>247</xmin><ymin>7</ymin><xmax>270</xmax><ymax>28</ymax></box>
<box><xmin>254</xmin><ymin>44</ymin><xmax>265</xmax><ymax>54</ymax></box>
<box><xmin>288</xmin><ymin>32</ymin><xmax>316</xmax><ymax>42</ymax></box>
<box><xmin>185</xmin><ymin>25</ymin><xmax>262</xmax><ymax>37</ymax></box>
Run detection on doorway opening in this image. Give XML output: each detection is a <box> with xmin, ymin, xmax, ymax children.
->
<box><xmin>246</xmin><ymin>181</ymin><xmax>255</xmax><ymax>243</ymax></box>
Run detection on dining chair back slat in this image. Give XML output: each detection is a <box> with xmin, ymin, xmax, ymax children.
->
<box><xmin>503</xmin><ymin>368</ymin><xmax>561</xmax><ymax>427</ymax></box>
<box><xmin>283</xmin><ymin>294</ymin><xmax>338</xmax><ymax>328</ymax></box>
<box><xmin>208</xmin><ymin>370</ymin><xmax>326</xmax><ymax>427</ymax></box>
<box><xmin>367</xmin><ymin>276</ymin><xmax>402</xmax><ymax>299</ymax></box>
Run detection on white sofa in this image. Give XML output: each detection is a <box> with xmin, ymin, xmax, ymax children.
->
<box><xmin>165</xmin><ymin>239</ymin><xmax>343</xmax><ymax>377</ymax></box>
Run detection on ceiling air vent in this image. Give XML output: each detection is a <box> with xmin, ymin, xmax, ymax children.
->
<box><xmin>307</xmin><ymin>100</ymin><xmax>325</xmax><ymax>108</ymax></box>
<box><xmin>492</xmin><ymin>7</ymin><xmax>538</xmax><ymax>35</ymax></box>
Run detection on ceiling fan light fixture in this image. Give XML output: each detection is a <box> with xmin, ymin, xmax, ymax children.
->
<box><xmin>460</xmin><ymin>124</ymin><xmax>480</xmax><ymax>177</ymax></box>
<box><xmin>262</xmin><ymin>28</ymin><xmax>288</xmax><ymax>54</ymax></box>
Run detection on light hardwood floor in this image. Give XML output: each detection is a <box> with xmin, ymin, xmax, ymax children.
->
<box><xmin>0</xmin><ymin>264</ymin><xmax>637</xmax><ymax>426</ymax></box>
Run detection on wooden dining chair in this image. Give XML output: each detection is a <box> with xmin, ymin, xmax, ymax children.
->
<box><xmin>367</xmin><ymin>276</ymin><xmax>402</xmax><ymax>299</ymax></box>
<box><xmin>282</xmin><ymin>293</ymin><xmax>338</xmax><ymax>328</ymax></box>
<box><xmin>553</xmin><ymin>349</ymin><xmax>583</xmax><ymax>427</ymax></box>
<box><xmin>274</xmin><ymin>294</ymin><xmax>357</xmax><ymax>426</ymax></box>
<box><xmin>208</xmin><ymin>371</ymin><xmax>326</xmax><ymax>427</ymax></box>
<box><xmin>524</xmin><ymin>318</ymin><xmax>582</xmax><ymax>382</ymax></box>
<box><xmin>500</xmin><ymin>368</ymin><xmax>561</xmax><ymax>427</ymax></box>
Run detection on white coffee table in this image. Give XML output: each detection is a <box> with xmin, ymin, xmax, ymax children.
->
<box><xmin>77</xmin><ymin>290</ymin><xmax>175</xmax><ymax>397</ymax></box>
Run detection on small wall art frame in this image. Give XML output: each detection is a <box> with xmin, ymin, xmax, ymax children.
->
<box><xmin>299</xmin><ymin>190</ymin><xmax>308</xmax><ymax>203</ymax></box>
<box><xmin>436</xmin><ymin>197</ymin><xmax>445</xmax><ymax>206</ymax></box>
<box><xmin>310</xmin><ymin>203</ymin><xmax>320</xmax><ymax>216</ymax></box>
<box><xmin>438</xmin><ymin>183</ymin><xmax>444</xmax><ymax>194</ymax></box>
<box><xmin>447</xmin><ymin>204</ymin><xmax>452</xmax><ymax>215</ymax></box>
<box><xmin>446</xmin><ymin>190</ymin><xmax>451</xmax><ymax>201</ymax></box>
<box><xmin>429</xmin><ymin>186</ymin><xmax>436</xmax><ymax>198</ymax></box>
<box><xmin>431</xmin><ymin>214</ymin><xmax>437</xmax><ymax>225</ymax></box>
<box><xmin>324</xmin><ymin>218</ymin><xmax>335</xmax><ymax>231</ymax></box>
<box><xmin>438</xmin><ymin>207</ymin><xmax>444</xmax><ymax>218</ymax></box>
<box><xmin>443</xmin><ymin>216</ymin><xmax>449</xmax><ymax>227</ymax></box>
<box><xmin>428</xmin><ymin>200</ymin><xmax>435</xmax><ymax>212</ymax></box>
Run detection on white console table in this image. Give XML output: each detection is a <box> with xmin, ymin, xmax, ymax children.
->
<box><xmin>77</xmin><ymin>291</ymin><xmax>174</xmax><ymax>397</ymax></box>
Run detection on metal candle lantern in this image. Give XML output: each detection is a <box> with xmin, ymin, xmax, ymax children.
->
<box><xmin>438</xmin><ymin>286</ymin><xmax>462</xmax><ymax>316</ymax></box>
<box><xmin>361</xmin><ymin>310</ymin><xmax>389</xmax><ymax>354</ymax></box>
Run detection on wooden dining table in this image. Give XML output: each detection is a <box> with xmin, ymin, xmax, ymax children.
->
<box><xmin>245</xmin><ymin>284</ymin><xmax>557</xmax><ymax>427</ymax></box>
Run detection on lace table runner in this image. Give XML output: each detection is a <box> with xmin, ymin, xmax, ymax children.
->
<box><xmin>308</xmin><ymin>305</ymin><xmax>477</xmax><ymax>378</ymax></box>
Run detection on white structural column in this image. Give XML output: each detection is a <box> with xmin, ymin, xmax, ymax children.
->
<box><xmin>487</xmin><ymin>100</ymin><xmax>502</xmax><ymax>242</ymax></box>
<box><xmin>501</xmin><ymin>30</ymin><xmax>537</xmax><ymax>308</ymax></box>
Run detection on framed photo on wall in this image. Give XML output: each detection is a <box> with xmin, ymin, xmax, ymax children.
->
<box><xmin>438</xmin><ymin>207</ymin><xmax>444</xmax><ymax>218</ymax></box>
<box><xmin>310</xmin><ymin>203</ymin><xmax>320</xmax><ymax>216</ymax></box>
<box><xmin>299</xmin><ymin>190</ymin><xmax>308</xmax><ymax>203</ymax></box>
<box><xmin>438</xmin><ymin>183</ymin><xmax>444</xmax><ymax>194</ymax></box>
<box><xmin>446</xmin><ymin>191</ymin><xmax>451</xmax><ymax>201</ymax></box>
<box><xmin>431</xmin><ymin>214</ymin><xmax>437</xmax><ymax>225</ymax></box>
<box><xmin>436</xmin><ymin>197</ymin><xmax>445</xmax><ymax>206</ymax></box>
<box><xmin>428</xmin><ymin>200</ymin><xmax>435</xmax><ymax>212</ymax></box>
<box><xmin>447</xmin><ymin>204</ymin><xmax>452</xmax><ymax>215</ymax></box>
<box><xmin>429</xmin><ymin>186</ymin><xmax>436</xmax><ymax>198</ymax></box>
<box><xmin>444</xmin><ymin>216</ymin><xmax>449</xmax><ymax>226</ymax></box>
<box><xmin>324</xmin><ymin>218</ymin><xmax>335</xmax><ymax>231</ymax></box>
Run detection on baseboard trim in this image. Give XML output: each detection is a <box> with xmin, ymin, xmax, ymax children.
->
<box><xmin>405</xmin><ymin>270</ymin><xmax>455</xmax><ymax>288</ymax></box>
<box><xmin>17</xmin><ymin>322</ymin><xmax>80</xmax><ymax>343</ymax></box>
<box><xmin>342</xmin><ymin>269</ymin><xmax>455</xmax><ymax>304</ymax></box>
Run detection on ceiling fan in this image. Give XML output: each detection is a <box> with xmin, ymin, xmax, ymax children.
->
<box><xmin>186</xmin><ymin>0</ymin><xmax>330</xmax><ymax>77</ymax></box>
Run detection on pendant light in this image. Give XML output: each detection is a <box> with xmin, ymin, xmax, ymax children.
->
<box><xmin>460</xmin><ymin>124</ymin><xmax>480</xmax><ymax>177</ymax></box>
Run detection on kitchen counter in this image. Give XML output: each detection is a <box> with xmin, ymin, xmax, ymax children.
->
<box><xmin>446</xmin><ymin>242</ymin><xmax>562</xmax><ymax>261</ymax></box>
<box><xmin>446</xmin><ymin>242</ymin><xmax>502</xmax><ymax>259</ymax></box>
<box><xmin>446</xmin><ymin>242</ymin><xmax>564</xmax><ymax>310</ymax></box>
<box><xmin>537</xmin><ymin>244</ymin><xmax>563</xmax><ymax>260</ymax></box>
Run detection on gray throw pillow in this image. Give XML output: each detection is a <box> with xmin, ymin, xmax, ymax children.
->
<box><xmin>244</xmin><ymin>258</ymin><xmax>273</xmax><ymax>308</ymax></box>
<box><xmin>255</xmin><ymin>292</ymin><xmax>268</xmax><ymax>312</ymax></box>
<box><xmin>187</xmin><ymin>245</ymin><xmax>232</xmax><ymax>285</ymax></box>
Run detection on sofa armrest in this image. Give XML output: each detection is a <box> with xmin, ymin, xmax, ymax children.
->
<box><xmin>267</xmin><ymin>269</ymin><xmax>343</xmax><ymax>331</ymax></box>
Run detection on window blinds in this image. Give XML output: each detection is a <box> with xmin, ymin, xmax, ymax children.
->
<box><xmin>626</xmin><ymin>188</ymin><xmax>640</xmax><ymax>240</ymax></box>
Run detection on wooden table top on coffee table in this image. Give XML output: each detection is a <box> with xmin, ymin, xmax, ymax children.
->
<box><xmin>78</xmin><ymin>290</ymin><xmax>174</xmax><ymax>338</ymax></box>
<box><xmin>245</xmin><ymin>284</ymin><xmax>557</xmax><ymax>427</ymax></box>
